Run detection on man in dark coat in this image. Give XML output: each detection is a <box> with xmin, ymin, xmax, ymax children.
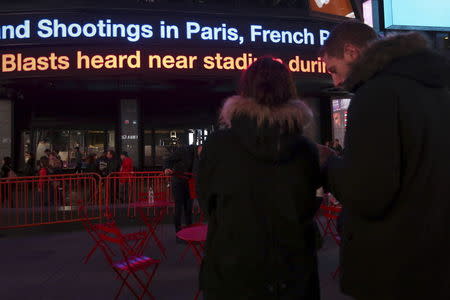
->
<box><xmin>105</xmin><ymin>150</ymin><xmax>120</xmax><ymax>176</ymax></box>
<box><xmin>321</xmin><ymin>21</ymin><xmax>450</xmax><ymax>300</ymax></box>
<box><xmin>164</xmin><ymin>145</ymin><xmax>200</xmax><ymax>233</ymax></box>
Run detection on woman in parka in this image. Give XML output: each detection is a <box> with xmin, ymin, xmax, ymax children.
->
<box><xmin>198</xmin><ymin>57</ymin><xmax>322</xmax><ymax>299</ymax></box>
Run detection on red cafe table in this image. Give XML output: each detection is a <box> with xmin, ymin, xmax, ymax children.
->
<box><xmin>176</xmin><ymin>224</ymin><xmax>208</xmax><ymax>265</ymax></box>
<box><xmin>131</xmin><ymin>201</ymin><xmax>175</xmax><ymax>257</ymax></box>
<box><xmin>176</xmin><ymin>224</ymin><xmax>208</xmax><ymax>300</ymax></box>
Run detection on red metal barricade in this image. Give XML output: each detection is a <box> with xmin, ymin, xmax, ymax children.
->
<box><xmin>0</xmin><ymin>173</ymin><xmax>102</xmax><ymax>229</ymax></box>
<box><xmin>104</xmin><ymin>172</ymin><xmax>201</xmax><ymax>219</ymax></box>
<box><xmin>0</xmin><ymin>171</ymin><xmax>201</xmax><ymax>229</ymax></box>
<box><xmin>104</xmin><ymin>173</ymin><xmax>174</xmax><ymax>218</ymax></box>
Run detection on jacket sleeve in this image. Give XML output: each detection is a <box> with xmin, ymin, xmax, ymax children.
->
<box><xmin>327</xmin><ymin>82</ymin><xmax>401</xmax><ymax>220</ymax></box>
<box><xmin>163</xmin><ymin>148</ymin><xmax>184</xmax><ymax>170</ymax></box>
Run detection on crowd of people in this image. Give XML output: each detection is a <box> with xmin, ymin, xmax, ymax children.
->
<box><xmin>0</xmin><ymin>149</ymin><xmax>135</xmax><ymax>180</ymax></box>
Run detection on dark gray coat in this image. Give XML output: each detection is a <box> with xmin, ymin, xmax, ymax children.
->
<box><xmin>327</xmin><ymin>33</ymin><xmax>450</xmax><ymax>300</ymax></box>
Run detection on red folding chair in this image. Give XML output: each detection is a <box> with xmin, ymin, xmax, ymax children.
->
<box><xmin>320</xmin><ymin>204</ymin><xmax>342</xmax><ymax>245</ymax></box>
<box><xmin>314</xmin><ymin>209</ymin><xmax>326</xmax><ymax>238</ymax></box>
<box><xmin>79</xmin><ymin>205</ymin><xmax>148</xmax><ymax>264</ymax></box>
<box><xmin>136</xmin><ymin>205</ymin><xmax>170</xmax><ymax>258</ymax></box>
<box><xmin>320</xmin><ymin>204</ymin><xmax>342</xmax><ymax>279</ymax></box>
<box><xmin>96</xmin><ymin>223</ymin><xmax>160</xmax><ymax>300</ymax></box>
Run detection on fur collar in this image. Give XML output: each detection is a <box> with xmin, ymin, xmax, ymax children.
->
<box><xmin>219</xmin><ymin>95</ymin><xmax>312</xmax><ymax>132</ymax></box>
<box><xmin>344</xmin><ymin>32</ymin><xmax>431</xmax><ymax>91</ymax></box>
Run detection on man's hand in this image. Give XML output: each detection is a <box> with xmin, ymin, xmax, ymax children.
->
<box><xmin>164</xmin><ymin>169</ymin><xmax>174</xmax><ymax>176</ymax></box>
<box><xmin>317</xmin><ymin>144</ymin><xmax>337</xmax><ymax>168</ymax></box>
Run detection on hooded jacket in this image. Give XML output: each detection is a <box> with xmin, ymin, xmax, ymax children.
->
<box><xmin>198</xmin><ymin>96</ymin><xmax>321</xmax><ymax>297</ymax></box>
<box><xmin>328</xmin><ymin>33</ymin><xmax>450</xmax><ymax>300</ymax></box>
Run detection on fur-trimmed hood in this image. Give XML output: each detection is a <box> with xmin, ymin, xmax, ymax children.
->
<box><xmin>218</xmin><ymin>96</ymin><xmax>313</xmax><ymax>161</ymax></box>
<box><xmin>344</xmin><ymin>32</ymin><xmax>450</xmax><ymax>91</ymax></box>
<box><xmin>219</xmin><ymin>95</ymin><xmax>312</xmax><ymax>132</ymax></box>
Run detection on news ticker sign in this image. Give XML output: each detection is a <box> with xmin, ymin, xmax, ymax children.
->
<box><xmin>0</xmin><ymin>12</ymin><xmax>334</xmax><ymax>78</ymax></box>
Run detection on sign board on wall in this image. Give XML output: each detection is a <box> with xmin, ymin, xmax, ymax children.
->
<box><xmin>309</xmin><ymin>0</ymin><xmax>355</xmax><ymax>18</ymax></box>
<box><xmin>383</xmin><ymin>0</ymin><xmax>450</xmax><ymax>31</ymax></box>
<box><xmin>0</xmin><ymin>11</ymin><xmax>334</xmax><ymax>78</ymax></box>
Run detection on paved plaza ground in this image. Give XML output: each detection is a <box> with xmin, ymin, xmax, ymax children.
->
<box><xmin>0</xmin><ymin>221</ymin><xmax>352</xmax><ymax>300</ymax></box>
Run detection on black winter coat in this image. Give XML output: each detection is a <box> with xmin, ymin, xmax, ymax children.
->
<box><xmin>163</xmin><ymin>146</ymin><xmax>196</xmax><ymax>174</ymax></box>
<box><xmin>327</xmin><ymin>33</ymin><xmax>450</xmax><ymax>300</ymax></box>
<box><xmin>106</xmin><ymin>158</ymin><xmax>120</xmax><ymax>176</ymax></box>
<box><xmin>198</xmin><ymin>96</ymin><xmax>321</xmax><ymax>299</ymax></box>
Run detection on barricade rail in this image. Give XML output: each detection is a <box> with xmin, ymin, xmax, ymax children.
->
<box><xmin>0</xmin><ymin>173</ymin><xmax>101</xmax><ymax>229</ymax></box>
<box><xmin>106</xmin><ymin>171</ymin><xmax>164</xmax><ymax>178</ymax></box>
<box><xmin>0</xmin><ymin>172</ymin><xmax>200</xmax><ymax>229</ymax></box>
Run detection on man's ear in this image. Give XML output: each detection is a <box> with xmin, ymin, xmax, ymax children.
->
<box><xmin>343</xmin><ymin>43</ymin><xmax>361</xmax><ymax>61</ymax></box>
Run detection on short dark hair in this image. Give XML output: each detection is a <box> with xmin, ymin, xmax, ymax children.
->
<box><xmin>121</xmin><ymin>151</ymin><xmax>128</xmax><ymax>157</ymax></box>
<box><xmin>320</xmin><ymin>21</ymin><xmax>378</xmax><ymax>58</ymax></box>
<box><xmin>39</xmin><ymin>156</ymin><xmax>49</xmax><ymax>169</ymax></box>
<box><xmin>3</xmin><ymin>156</ymin><xmax>12</xmax><ymax>166</ymax></box>
<box><xmin>239</xmin><ymin>56</ymin><xmax>297</xmax><ymax>107</ymax></box>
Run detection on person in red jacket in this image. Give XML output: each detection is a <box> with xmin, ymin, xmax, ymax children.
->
<box><xmin>120</xmin><ymin>151</ymin><xmax>134</xmax><ymax>173</ymax></box>
<box><xmin>38</xmin><ymin>156</ymin><xmax>54</xmax><ymax>206</ymax></box>
<box><xmin>119</xmin><ymin>152</ymin><xmax>134</xmax><ymax>203</ymax></box>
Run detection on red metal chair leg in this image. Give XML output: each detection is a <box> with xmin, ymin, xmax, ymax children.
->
<box><xmin>190</xmin><ymin>242</ymin><xmax>203</xmax><ymax>265</ymax></box>
<box><xmin>113</xmin><ymin>270</ymin><xmax>139</xmax><ymax>300</ymax></box>
<box><xmin>139</xmin><ymin>264</ymin><xmax>159</xmax><ymax>300</ymax></box>
<box><xmin>315</xmin><ymin>216</ymin><xmax>326</xmax><ymax>237</ymax></box>
<box><xmin>83</xmin><ymin>243</ymin><xmax>99</xmax><ymax>264</ymax></box>
<box><xmin>129</xmin><ymin>266</ymin><xmax>157</xmax><ymax>300</ymax></box>
<box><xmin>149</xmin><ymin>227</ymin><xmax>167</xmax><ymax>257</ymax></box>
<box><xmin>179</xmin><ymin>243</ymin><xmax>192</xmax><ymax>262</ymax></box>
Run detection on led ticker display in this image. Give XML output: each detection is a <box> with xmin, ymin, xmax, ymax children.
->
<box><xmin>0</xmin><ymin>11</ymin><xmax>334</xmax><ymax>78</ymax></box>
<box><xmin>0</xmin><ymin>13</ymin><xmax>332</xmax><ymax>48</ymax></box>
<box><xmin>0</xmin><ymin>48</ymin><xmax>328</xmax><ymax>78</ymax></box>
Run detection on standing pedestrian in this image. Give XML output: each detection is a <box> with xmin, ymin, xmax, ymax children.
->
<box><xmin>104</xmin><ymin>150</ymin><xmax>120</xmax><ymax>204</ymax></box>
<box><xmin>84</xmin><ymin>154</ymin><xmax>98</xmax><ymax>174</ymax></box>
<box><xmin>96</xmin><ymin>151</ymin><xmax>109</xmax><ymax>177</ymax></box>
<box><xmin>198</xmin><ymin>57</ymin><xmax>321</xmax><ymax>299</ymax></box>
<box><xmin>164</xmin><ymin>145</ymin><xmax>200</xmax><ymax>234</ymax></box>
<box><xmin>37</xmin><ymin>156</ymin><xmax>53</xmax><ymax>206</ymax></box>
<box><xmin>23</xmin><ymin>152</ymin><xmax>36</xmax><ymax>177</ymax></box>
<box><xmin>119</xmin><ymin>151</ymin><xmax>134</xmax><ymax>203</ymax></box>
<box><xmin>1</xmin><ymin>157</ymin><xmax>15</xmax><ymax>178</ymax></box>
<box><xmin>48</xmin><ymin>152</ymin><xmax>62</xmax><ymax>174</ymax></box>
<box><xmin>106</xmin><ymin>150</ymin><xmax>120</xmax><ymax>176</ymax></box>
<box><xmin>74</xmin><ymin>147</ymin><xmax>83</xmax><ymax>173</ymax></box>
<box><xmin>333</xmin><ymin>139</ymin><xmax>343</xmax><ymax>156</ymax></box>
<box><xmin>321</xmin><ymin>21</ymin><xmax>450</xmax><ymax>300</ymax></box>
